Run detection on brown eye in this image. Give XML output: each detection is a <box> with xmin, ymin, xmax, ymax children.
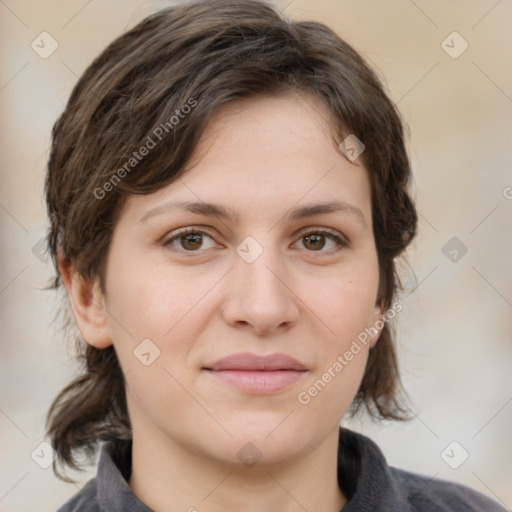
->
<box><xmin>296</xmin><ymin>229</ymin><xmax>347</xmax><ymax>253</ymax></box>
<box><xmin>303</xmin><ymin>233</ymin><xmax>326</xmax><ymax>251</ymax></box>
<box><xmin>180</xmin><ymin>233</ymin><xmax>204</xmax><ymax>251</ymax></box>
<box><xmin>164</xmin><ymin>229</ymin><xmax>216</xmax><ymax>252</ymax></box>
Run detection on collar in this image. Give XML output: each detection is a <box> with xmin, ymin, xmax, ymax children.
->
<box><xmin>93</xmin><ymin>428</ymin><xmax>403</xmax><ymax>511</ymax></box>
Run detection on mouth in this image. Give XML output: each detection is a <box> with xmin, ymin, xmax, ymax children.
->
<box><xmin>202</xmin><ymin>353</ymin><xmax>308</xmax><ymax>395</ymax></box>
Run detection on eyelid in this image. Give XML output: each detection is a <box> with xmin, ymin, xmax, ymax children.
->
<box><xmin>294</xmin><ymin>226</ymin><xmax>348</xmax><ymax>245</ymax></box>
<box><xmin>162</xmin><ymin>226</ymin><xmax>219</xmax><ymax>249</ymax></box>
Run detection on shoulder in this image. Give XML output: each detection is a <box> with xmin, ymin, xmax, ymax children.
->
<box><xmin>339</xmin><ymin>428</ymin><xmax>508</xmax><ymax>512</ymax></box>
<box><xmin>389</xmin><ymin>466</ymin><xmax>508</xmax><ymax>512</ymax></box>
<box><xmin>55</xmin><ymin>478</ymin><xmax>99</xmax><ymax>512</ymax></box>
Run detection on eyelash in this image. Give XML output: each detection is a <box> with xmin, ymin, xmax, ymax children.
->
<box><xmin>163</xmin><ymin>227</ymin><xmax>348</xmax><ymax>254</ymax></box>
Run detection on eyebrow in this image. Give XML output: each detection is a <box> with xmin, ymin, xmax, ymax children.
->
<box><xmin>139</xmin><ymin>199</ymin><xmax>366</xmax><ymax>227</ymax></box>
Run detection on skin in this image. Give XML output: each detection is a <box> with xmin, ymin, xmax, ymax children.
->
<box><xmin>60</xmin><ymin>91</ymin><xmax>385</xmax><ymax>512</ymax></box>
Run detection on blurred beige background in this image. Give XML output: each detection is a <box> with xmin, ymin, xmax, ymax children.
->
<box><xmin>1</xmin><ymin>0</ymin><xmax>511</xmax><ymax>510</ymax></box>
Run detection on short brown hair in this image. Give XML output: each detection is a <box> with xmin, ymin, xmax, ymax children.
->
<box><xmin>45</xmin><ymin>0</ymin><xmax>417</xmax><ymax>480</ymax></box>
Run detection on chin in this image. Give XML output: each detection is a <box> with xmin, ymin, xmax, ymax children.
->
<box><xmin>228</xmin><ymin>412</ymin><xmax>302</xmax><ymax>441</ymax></box>
<box><xmin>220</xmin><ymin>420</ymin><xmax>310</xmax><ymax>467</ymax></box>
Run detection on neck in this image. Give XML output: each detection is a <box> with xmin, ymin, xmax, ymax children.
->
<box><xmin>128</xmin><ymin>425</ymin><xmax>347</xmax><ymax>512</ymax></box>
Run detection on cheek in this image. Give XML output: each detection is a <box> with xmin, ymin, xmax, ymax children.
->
<box><xmin>311</xmin><ymin>265</ymin><xmax>380</xmax><ymax>345</ymax></box>
<box><xmin>294</xmin><ymin>271</ymin><xmax>377</xmax><ymax>425</ymax></box>
<box><xmin>103</xmin><ymin>263</ymin><xmax>208</xmax><ymax>428</ymax></box>
<box><xmin>104</xmin><ymin>255</ymin><xmax>209</xmax><ymax>340</ymax></box>
<box><xmin>102</xmin><ymin>255</ymin><xmax>224</xmax><ymax>388</ymax></box>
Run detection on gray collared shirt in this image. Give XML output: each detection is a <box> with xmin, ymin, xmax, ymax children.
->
<box><xmin>56</xmin><ymin>428</ymin><xmax>508</xmax><ymax>511</ymax></box>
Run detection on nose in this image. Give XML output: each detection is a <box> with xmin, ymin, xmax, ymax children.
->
<box><xmin>221</xmin><ymin>244</ymin><xmax>300</xmax><ymax>337</ymax></box>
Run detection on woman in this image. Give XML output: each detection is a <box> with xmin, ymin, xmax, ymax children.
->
<box><xmin>44</xmin><ymin>1</ymin><xmax>507</xmax><ymax>510</ymax></box>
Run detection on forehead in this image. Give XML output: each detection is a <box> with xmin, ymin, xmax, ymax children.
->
<box><xmin>187</xmin><ymin>91</ymin><xmax>341</xmax><ymax>172</ymax></box>
<box><xmin>120</xmin><ymin>92</ymin><xmax>372</xmax><ymax>226</ymax></box>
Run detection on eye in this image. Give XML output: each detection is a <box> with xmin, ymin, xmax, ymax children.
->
<box><xmin>164</xmin><ymin>228</ymin><xmax>216</xmax><ymax>252</ymax></box>
<box><xmin>294</xmin><ymin>228</ymin><xmax>347</xmax><ymax>252</ymax></box>
<box><xmin>163</xmin><ymin>227</ymin><xmax>348</xmax><ymax>254</ymax></box>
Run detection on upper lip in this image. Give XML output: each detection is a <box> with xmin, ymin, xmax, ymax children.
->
<box><xmin>203</xmin><ymin>353</ymin><xmax>308</xmax><ymax>371</ymax></box>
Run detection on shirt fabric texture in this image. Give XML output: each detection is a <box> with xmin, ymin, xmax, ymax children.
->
<box><xmin>56</xmin><ymin>427</ymin><xmax>508</xmax><ymax>511</ymax></box>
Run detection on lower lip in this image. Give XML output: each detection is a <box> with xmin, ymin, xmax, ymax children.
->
<box><xmin>204</xmin><ymin>369</ymin><xmax>307</xmax><ymax>394</ymax></box>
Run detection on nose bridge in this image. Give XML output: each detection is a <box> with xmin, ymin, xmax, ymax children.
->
<box><xmin>223</xmin><ymin>234</ymin><xmax>299</xmax><ymax>333</ymax></box>
<box><xmin>235</xmin><ymin>234</ymin><xmax>286</xmax><ymax>299</ymax></box>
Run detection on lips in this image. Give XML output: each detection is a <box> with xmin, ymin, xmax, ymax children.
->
<box><xmin>204</xmin><ymin>353</ymin><xmax>308</xmax><ymax>371</ymax></box>
<box><xmin>203</xmin><ymin>353</ymin><xmax>308</xmax><ymax>394</ymax></box>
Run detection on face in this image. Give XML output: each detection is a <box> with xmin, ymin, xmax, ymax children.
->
<box><xmin>87</xmin><ymin>92</ymin><xmax>383</xmax><ymax>467</ymax></box>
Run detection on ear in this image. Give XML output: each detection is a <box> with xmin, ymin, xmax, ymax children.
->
<box><xmin>369</xmin><ymin>301</ymin><xmax>387</xmax><ymax>349</ymax></box>
<box><xmin>58</xmin><ymin>250</ymin><xmax>112</xmax><ymax>349</ymax></box>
